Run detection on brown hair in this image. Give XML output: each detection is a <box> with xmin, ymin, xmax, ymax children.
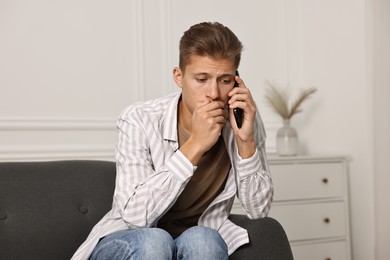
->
<box><xmin>179</xmin><ymin>22</ymin><xmax>243</xmax><ymax>72</ymax></box>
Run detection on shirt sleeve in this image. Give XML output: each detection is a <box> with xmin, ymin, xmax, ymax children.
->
<box><xmin>234</xmin><ymin>112</ymin><xmax>274</xmax><ymax>219</ymax></box>
<box><xmin>113</xmin><ymin>113</ymin><xmax>194</xmax><ymax>229</ymax></box>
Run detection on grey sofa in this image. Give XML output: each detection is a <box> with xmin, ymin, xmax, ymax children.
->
<box><xmin>0</xmin><ymin>160</ymin><xmax>293</xmax><ymax>260</ymax></box>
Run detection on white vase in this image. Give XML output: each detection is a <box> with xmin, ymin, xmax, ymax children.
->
<box><xmin>276</xmin><ymin>119</ymin><xmax>298</xmax><ymax>156</ymax></box>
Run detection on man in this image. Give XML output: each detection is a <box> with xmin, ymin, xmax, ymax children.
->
<box><xmin>72</xmin><ymin>21</ymin><xmax>273</xmax><ymax>260</ymax></box>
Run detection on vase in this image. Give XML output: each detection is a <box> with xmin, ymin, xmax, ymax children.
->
<box><xmin>276</xmin><ymin>119</ymin><xmax>298</xmax><ymax>156</ymax></box>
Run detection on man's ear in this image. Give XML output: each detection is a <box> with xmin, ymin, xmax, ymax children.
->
<box><xmin>173</xmin><ymin>67</ymin><xmax>183</xmax><ymax>88</ymax></box>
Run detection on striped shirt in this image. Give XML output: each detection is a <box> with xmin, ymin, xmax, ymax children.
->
<box><xmin>71</xmin><ymin>92</ymin><xmax>273</xmax><ymax>259</ymax></box>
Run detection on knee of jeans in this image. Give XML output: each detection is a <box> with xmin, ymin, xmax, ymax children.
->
<box><xmin>91</xmin><ymin>235</ymin><xmax>133</xmax><ymax>260</ymax></box>
<box><xmin>187</xmin><ymin>226</ymin><xmax>224</xmax><ymax>242</ymax></box>
<box><xmin>138</xmin><ymin>228</ymin><xmax>175</xmax><ymax>258</ymax></box>
<box><xmin>91</xmin><ymin>229</ymin><xmax>174</xmax><ymax>260</ymax></box>
<box><xmin>145</xmin><ymin>228</ymin><xmax>175</xmax><ymax>247</ymax></box>
<box><xmin>179</xmin><ymin>226</ymin><xmax>228</xmax><ymax>255</ymax></box>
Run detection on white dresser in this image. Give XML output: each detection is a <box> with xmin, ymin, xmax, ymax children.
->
<box><xmin>231</xmin><ymin>156</ymin><xmax>352</xmax><ymax>260</ymax></box>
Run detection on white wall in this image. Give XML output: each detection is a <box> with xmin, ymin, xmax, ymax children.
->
<box><xmin>370</xmin><ymin>0</ymin><xmax>390</xmax><ymax>259</ymax></box>
<box><xmin>1</xmin><ymin>0</ymin><xmax>387</xmax><ymax>259</ymax></box>
<box><xmin>0</xmin><ymin>0</ymin><xmax>139</xmax><ymax>160</ymax></box>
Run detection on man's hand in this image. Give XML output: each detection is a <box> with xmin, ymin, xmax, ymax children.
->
<box><xmin>228</xmin><ymin>75</ymin><xmax>257</xmax><ymax>158</ymax></box>
<box><xmin>180</xmin><ymin>100</ymin><xmax>227</xmax><ymax>165</ymax></box>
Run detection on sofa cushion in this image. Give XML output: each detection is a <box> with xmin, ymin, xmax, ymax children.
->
<box><xmin>0</xmin><ymin>160</ymin><xmax>293</xmax><ymax>260</ymax></box>
<box><xmin>0</xmin><ymin>160</ymin><xmax>116</xmax><ymax>260</ymax></box>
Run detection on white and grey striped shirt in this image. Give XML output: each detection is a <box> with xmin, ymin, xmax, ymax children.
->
<box><xmin>71</xmin><ymin>92</ymin><xmax>273</xmax><ymax>259</ymax></box>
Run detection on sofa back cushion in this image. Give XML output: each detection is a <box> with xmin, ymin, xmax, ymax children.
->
<box><xmin>0</xmin><ymin>160</ymin><xmax>116</xmax><ymax>260</ymax></box>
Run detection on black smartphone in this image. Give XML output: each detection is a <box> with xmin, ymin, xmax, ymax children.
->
<box><xmin>233</xmin><ymin>71</ymin><xmax>243</xmax><ymax>128</ymax></box>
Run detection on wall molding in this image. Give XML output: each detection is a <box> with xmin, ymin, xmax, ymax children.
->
<box><xmin>0</xmin><ymin>117</ymin><xmax>116</xmax><ymax>131</ymax></box>
<box><xmin>0</xmin><ymin>117</ymin><xmax>116</xmax><ymax>161</ymax></box>
<box><xmin>0</xmin><ymin>118</ymin><xmax>279</xmax><ymax>159</ymax></box>
<box><xmin>0</xmin><ymin>145</ymin><xmax>115</xmax><ymax>161</ymax></box>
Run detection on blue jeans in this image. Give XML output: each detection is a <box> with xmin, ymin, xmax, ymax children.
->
<box><xmin>90</xmin><ymin>226</ymin><xmax>228</xmax><ymax>260</ymax></box>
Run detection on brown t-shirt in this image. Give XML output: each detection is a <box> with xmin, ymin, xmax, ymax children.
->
<box><xmin>157</xmin><ymin>124</ymin><xmax>231</xmax><ymax>236</ymax></box>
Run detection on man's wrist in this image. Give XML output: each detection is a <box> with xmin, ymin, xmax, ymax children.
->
<box><xmin>236</xmin><ymin>139</ymin><xmax>256</xmax><ymax>159</ymax></box>
<box><xmin>179</xmin><ymin>138</ymin><xmax>206</xmax><ymax>166</ymax></box>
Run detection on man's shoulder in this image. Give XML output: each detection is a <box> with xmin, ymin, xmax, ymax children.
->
<box><xmin>119</xmin><ymin>92</ymin><xmax>180</xmax><ymax>121</ymax></box>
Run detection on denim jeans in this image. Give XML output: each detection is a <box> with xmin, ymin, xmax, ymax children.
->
<box><xmin>90</xmin><ymin>226</ymin><xmax>228</xmax><ymax>260</ymax></box>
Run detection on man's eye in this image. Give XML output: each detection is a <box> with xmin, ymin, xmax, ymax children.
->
<box><xmin>196</xmin><ymin>78</ymin><xmax>207</xmax><ymax>83</ymax></box>
<box><xmin>220</xmin><ymin>79</ymin><xmax>232</xmax><ymax>85</ymax></box>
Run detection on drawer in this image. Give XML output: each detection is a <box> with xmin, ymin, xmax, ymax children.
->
<box><xmin>269</xmin><ymin>162</ymin><xmax>345</xmax><ymax>201</ymax></box>
<box><xmin>269</xmin><ymin>201</ymin><xmax>347</xmax><ymax>241</ymax></box>
<box><xmin>291</xmin><ymin>240</ymin><xmax>349</xmax><ymax>260</ymax></box>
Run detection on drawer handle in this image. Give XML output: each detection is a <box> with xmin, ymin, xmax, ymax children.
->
<box><xmin>322</xmin><ymin>178</ymin><xmax>329</xmax><ymax>184</ymax></box>
<box><xmin>324</xmin><ymin>217</ymin><xmax>330</xmax><ymax>224</ymax></box>
<box><xmin>325</xmin><ymin>258</ymin><xmax>332</xmax><ymax>260</ymax></box>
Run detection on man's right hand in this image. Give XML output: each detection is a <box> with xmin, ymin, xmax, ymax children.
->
<box><xmin>179</xmin><ymin>100</ymin><xmax>227</xmax><ymax>165</ymax></box>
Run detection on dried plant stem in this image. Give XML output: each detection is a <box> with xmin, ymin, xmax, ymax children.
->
<box><xmin>265</xmin><ymin>83</ymin><xmax>317</xmax><ymax>119</ymax></box>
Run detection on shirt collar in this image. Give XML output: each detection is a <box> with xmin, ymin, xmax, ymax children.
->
<box><xmin>162</xmin><ymin>92</ymin><xmax>181</xmax><ymax>142</ymax></box>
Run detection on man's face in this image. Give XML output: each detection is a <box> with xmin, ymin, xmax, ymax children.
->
<box><xmin>174</xmin><ymin>55</ymin><xmax>236</xmax><ymax>117</ymax></box>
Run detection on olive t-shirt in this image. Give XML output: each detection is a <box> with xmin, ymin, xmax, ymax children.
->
<box><xmin>157</xmin><ymin>124</ymin><xmax>231</xmax><ymax>236</ymax></box>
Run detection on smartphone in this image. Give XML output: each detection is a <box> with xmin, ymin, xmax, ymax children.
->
<box><xmin>233</xmin><ymin>71</ymin><xmax>243</xmax><ymax>128</ymax></box>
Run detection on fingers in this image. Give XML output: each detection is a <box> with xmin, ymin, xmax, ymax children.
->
<box><xmin>190</xmin><ymin>101</ymin><xmax>227</xmax><ymax>152</ymax></box>
<box><xmin>228</xmin><ymin>76</ymin><xmax>255</xmax><ymax>107</ymax></box>
<box><xmin>228</xmin><ymin>89</ymin><xmax>256</xmax><ymax>111</ymax></box>
<box><xmin>197</xmin><ymin>101</ymin><xmax>226</xmax><ymax>117</ymax></box>
<box><xmin>193</xmin><ymin>101</ymin><xmax>227</xmax><ymax>128</ymax></box>
<box><xmin>229</xmin><ymin>76</ymin><xmax>248</xmax><ymax>101</ymax></box>
<box><xmin>227</xmin><ymin>76</ymin><xmax>257</xmax><ymax>133</ymax></box>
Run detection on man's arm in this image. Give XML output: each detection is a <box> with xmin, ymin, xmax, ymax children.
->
<box><xmin>113</xmin><ymin>114</ymin><xmax>194</xmax><ymax>229</ymax></box>
<box><xmin>234</xmin><ymin>113</ymin><xmax>273</xmax><ymax>219</ymax></box>
<box><xmin>228</xmin><ymin>75</ymin><xmax>273</xmax><ymax>218</ymax></box>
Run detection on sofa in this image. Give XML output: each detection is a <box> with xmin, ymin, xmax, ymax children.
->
<box><xmin>0</xmin><ymin>160</ymin><xmax>293</xmax><ymax>260</ymax></box>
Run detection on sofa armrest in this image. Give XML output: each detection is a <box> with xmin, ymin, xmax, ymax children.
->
<box><xmin>229</xmin><ymin>214</ymin><xmax>293</xmax><ymax>260</ymax></box>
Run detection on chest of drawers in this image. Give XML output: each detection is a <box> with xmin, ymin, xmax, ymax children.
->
<box><xmin>231</xmin><ymin>156</ymin><xmax>352</xmax><ymax>260</ymax></box>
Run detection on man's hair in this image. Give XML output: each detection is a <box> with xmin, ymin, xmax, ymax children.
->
<box><xmin>179</xmin><ymin>22</ymin><xmax>243</xmax><ymax>72</ymax></box>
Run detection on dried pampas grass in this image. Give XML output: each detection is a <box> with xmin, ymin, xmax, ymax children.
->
<box><xmin>265</xmin><ymin>83</ymin><xmax>317</xmax><ymax>119</ymax></box>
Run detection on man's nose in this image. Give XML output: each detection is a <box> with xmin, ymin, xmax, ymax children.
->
<box><xmin>206</xmin><ymin>80</ymin><xmax>220</xmax><ymax>100</ymax></box>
